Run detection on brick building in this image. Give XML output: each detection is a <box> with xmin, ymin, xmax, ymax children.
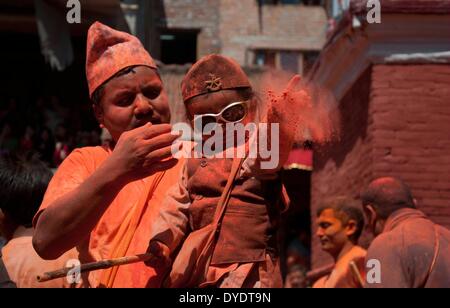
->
<box><xmin>309</xmin><ymin>0</ymin><xmax>450</xmax><ymax>268</ymax></box>
<box><xmin>126</xmin><ymin>0</ymin><xmax>327</xmax><ymax>75</ymax></box>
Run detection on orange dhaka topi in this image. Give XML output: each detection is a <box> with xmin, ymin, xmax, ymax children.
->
<box><xmin>86</xmin><ymin>21</ymin><xmax>157</xmax><ymax>98</ymax></box>
<box><xmin>181</xmin><ymin>54</ymin><xmax>252</xmax><ymax>103</ymax></box>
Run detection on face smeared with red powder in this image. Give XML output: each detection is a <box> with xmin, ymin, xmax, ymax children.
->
<box><xmin>93</xmin><ymin>66</ymin><xmax>170</xmax><ymax>143</ymax></box>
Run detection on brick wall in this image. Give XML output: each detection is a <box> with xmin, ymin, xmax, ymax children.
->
<box><xmin>218</xmin><ymin>0</ymin><xmax>259</xmax><ymax>64</ymax></box>
<box><xmin>311</xmin><ymin>64</ymin><xmax>450</xmax><ymax>268</ymax></box>
<box><xmin>311</xmin><ymin>68</ymin><xmax>374</xmax><ymax>269</ymax></box>
<box><xmin>159</xmin><ymin>64</ymin><xmax>190</xmax><ymax>124</ymax></box>
<box><xmin>149</xmin><ymin>0</ymin><xmax>221</xmax><ymax>60</ymax></box>
<box><xmin>219</xmin><ymin>0</ymin><xmax>327</xmax><ymax>65</ymax></box>
<box><xmin>151</xmin><ymin>0</ymin><xmax>327</xmax><ymax>66</ymax></box>
<box><xmin>371</xmin><ymin>65</ymin><xmax>450</xmax><ymax>228</ymax></box>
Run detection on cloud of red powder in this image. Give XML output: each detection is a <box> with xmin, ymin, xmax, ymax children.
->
<box><xmin>256</xmin><ymin>69</ymin><xmax>340</xmax><ymax>145</ymax></box>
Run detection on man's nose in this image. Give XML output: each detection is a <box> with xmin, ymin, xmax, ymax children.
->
<box><xmin>134</xmin><ymin>94</ymin><xmax>154</xmax><ymax>117</ymax></box>
<box><xmin>316</xmin><ymin>227</ymin><xmax>324</xmax><ymax>237</ymax></box>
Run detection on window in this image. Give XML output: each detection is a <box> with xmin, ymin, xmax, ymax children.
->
<box><xmin>159</xmin><ymin>29</ymin><xmax>198</xmax><ymax>65</ymax></box>
<box><xmin>303</xmin><ymin>51</ymin><xmax>320</xmax><ymax>74</ymax></box>
<box><xmin>280</xmin><ymin>51</ymin><xmax>299</xmax><ymax>74</ymax></box>
<box><xmin>254</xmin><ymin>50</ymin><xmax>318</xmax><ymax>74</ymax></box>
<box><xmin>255</xmin><ymin>50</ymin><xmax>277</xmax><ymax>69</ymax></box>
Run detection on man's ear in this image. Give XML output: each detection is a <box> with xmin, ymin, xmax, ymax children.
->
<box><xmin>93</xmin><ymin>103</ymin><xmax>104</xmax><ymax>127</ymax></box>
<box><xmin>367</xmin><ymin>205</ymin><xmax>377</xmax><ymax>224</ymax></box>
<box><xmin>365</xmin><ymin>205</ymin><xmax>377</xmax><ymax>233</ymax></box>
<box><xmin>345</xmin><ymin>219</ymin><xmax>357</xmax><ymax>239</ymax></box>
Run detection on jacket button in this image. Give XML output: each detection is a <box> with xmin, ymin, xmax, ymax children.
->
<box><xmin>200</xmin><ymin>160</ymin><xmax>208</xmax><ymax>167</ymax></box>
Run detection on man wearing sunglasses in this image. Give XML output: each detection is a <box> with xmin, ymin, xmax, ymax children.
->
<box><xmin>146</xmin><ymin>55</ymin><xmax>307</xmax><ymax>288</ymax></box>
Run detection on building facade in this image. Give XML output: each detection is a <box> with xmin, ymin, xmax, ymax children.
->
<box><xmin>125</xmin><ymin>0</ymin><xmax>327</xmax><ymax>74</ymax></box>
<box><xmin>309</xmin><ymin>0</ymin><xmax>450</xmax><ymax>269</ymax></box>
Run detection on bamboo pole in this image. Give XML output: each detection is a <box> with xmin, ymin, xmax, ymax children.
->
<box><xmin>37</xmin><ymin>253</ymin><xmax>153</xmax><ymax>283</ymax></box>
<box><xmin>349</xmin><ymin>261</ymin><xmax>365</xmax><ymax>288</ymax></box>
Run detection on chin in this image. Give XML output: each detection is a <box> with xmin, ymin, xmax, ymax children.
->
<box><xmin>320</xmin><ymin>244</ymin><xmax>331</xmax><ymax>252</ymax></box>
<box><xmin>322</xmin><ymin>242</ymin><xmax>337</xmax><ymax>252</ymax></box>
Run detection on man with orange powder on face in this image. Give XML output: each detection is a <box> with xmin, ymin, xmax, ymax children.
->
<box><xmin>32</xmin><ymin>22</ymin><xmax>182</xmax><ymax>288</ymax></box>
<box><xmin>313</xmin><ymin>196</ymin><xmax>367</xmax><ymax>288</ymax></box>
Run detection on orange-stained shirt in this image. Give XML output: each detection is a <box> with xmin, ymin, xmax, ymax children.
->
<box><xmin>2</xmin><ymin>226</ymin><xmax>79</xmax><ymax>288</ymax></box>
<box><xmin>312</xmin><ymin>246</ymin><xmax>367</xmax><ymax>289</ymax></box>
<box><xmin>33</xmin><ymin>145</ymin><xmax>183</xmax><ymax>288</ymax></box>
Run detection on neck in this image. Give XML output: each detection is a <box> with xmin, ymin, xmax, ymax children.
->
<box><xmin>334</xmin><ymin>241</ymin><xmax>355</xmax><ymax>263</ymax></box>
<box><xmin>107</xmin><ymin>140</ymin><xmax>116</xmax><ymax>151</ymax></box>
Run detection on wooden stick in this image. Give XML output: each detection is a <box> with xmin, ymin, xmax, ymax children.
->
<box><xmin>37</xmin><ymin>253</ymin><xmax>153</xmax><ymax>283</ymax></box>
<box><xmin>349</xmin><ymin>261</ymin><xmax>365</xmax><ymax>288</ymax></box>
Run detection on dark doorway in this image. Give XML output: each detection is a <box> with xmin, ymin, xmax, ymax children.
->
<box><xmin>160</xmin><ymin>29</ymin><xmax>198</xmax><ymax>65</ymax></box>
<box><xmin>280</xmin><ymin>168</ymin><xmax>312</xmax><ymax>278</ymax></box>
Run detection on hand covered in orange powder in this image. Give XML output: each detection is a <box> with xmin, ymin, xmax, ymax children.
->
<box><xmin>263</xmin><ymin>75</ymin><xmax>312</xmax><ymax>168</ymax></box>
<box><xmin>145</xmin><ymin>241</ymin><xmax>172</xmax><ymax>270</ymax></box>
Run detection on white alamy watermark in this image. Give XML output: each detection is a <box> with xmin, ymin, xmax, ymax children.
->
<box><xmin>171</xmin><ymin>121</ymin><xmax>280</xmax><ymax>170</ymax></box>
<box><xmin>66</xmin><ymin>0</ymin><xmax>81</xmax><ymax>24</ymax></box>
<box><xmin>366</xmin><ymin>259</ymin><xmax>382</xmax><ymax>284</ymax></box>
<box><xmin>366</xmin><ymin>0</ymin><xmax>381</xmax><ymax>24</ymax></box>
<box><xmin>66</xmin><ymin>259</ymin><xmax>82</xmax><ymax>285</ymax></box>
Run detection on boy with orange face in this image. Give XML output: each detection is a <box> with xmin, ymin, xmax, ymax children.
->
<box><xmin>146</xmin><ymin>55</ymin><xmax>309</xmax><ymax>288</ymax></box>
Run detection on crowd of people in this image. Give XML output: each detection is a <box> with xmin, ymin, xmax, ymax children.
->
<box><xmin>0</xmin><ymin>94</ymin><xmax>105</xmax><ymax>169</ymax></box>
